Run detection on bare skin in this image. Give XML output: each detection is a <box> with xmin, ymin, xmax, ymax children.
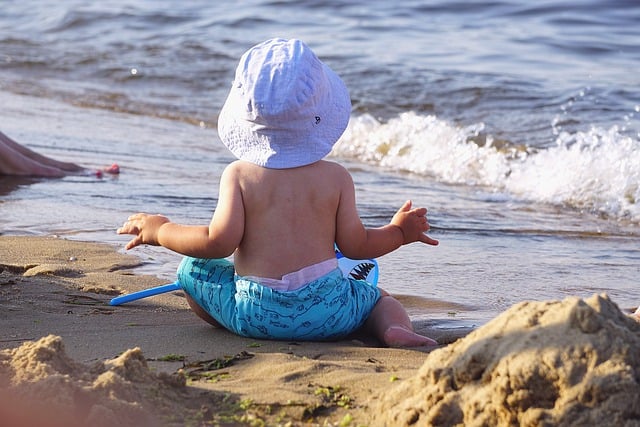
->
<box><xmin>0</xmin><ymin>131</ymin><xmax>119</xmax><ymax>177</ymax></box>
<box><xmin>0</xmin><ymin>131</ymin><xmax>83</xmax><ymax>177</ymax></box>
<box><xmin>118</xmin><ymin>159</ymin><xmax>440</xmax><ymax>347</ymax></box>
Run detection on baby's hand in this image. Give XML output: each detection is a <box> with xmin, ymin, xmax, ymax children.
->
<box><xmin>117</xmin><ymin>213</ymin><xmax>170</xmax><ymax>250</ymax></box>
<box><xmin>391</xmin><ymin>200</ymin><xmax>439</xmax><ymax>246</ymax></box>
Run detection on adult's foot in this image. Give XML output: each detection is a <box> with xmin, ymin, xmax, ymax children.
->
<box><xmin>93</xmin><ymin>163</ymin><xmax>120</xmax><ymax>178</ymax></box>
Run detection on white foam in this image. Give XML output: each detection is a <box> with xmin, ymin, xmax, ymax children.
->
<box><xmin>507</xmin><ymin>126</ymin><xmax>639</xmax><ymax>220</ymax></box>
<box><xmin>333</xmin><ymin>112</ymin><xmax>640</xmax><ymax>222</ymax></box>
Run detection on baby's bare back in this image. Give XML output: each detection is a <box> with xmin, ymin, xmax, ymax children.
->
<box><xmin>231</xmin><ymin>160</ymin><xmax>350</xmax><ymax>279</ymax></box>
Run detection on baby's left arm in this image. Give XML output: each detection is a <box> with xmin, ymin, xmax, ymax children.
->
<box><xmin>117</xmin><ymin>164</ymin><xmax>245</xmax><ymax>258</ymax></box>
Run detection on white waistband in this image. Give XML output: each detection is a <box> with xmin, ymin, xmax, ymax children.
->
<box><xmin>244</xmin><ymin>257</ymin><xmax>338</xmax><ymax>292</ymax></box>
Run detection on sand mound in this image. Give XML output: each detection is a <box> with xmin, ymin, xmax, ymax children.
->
<box><xmin>0</xmin><ymin>335</ymin><xmax>204</xmax><ymax>427</ymax></box>
<box><xmin>371</xmin><ymin>294</ymin><xmax>640</xmax><ymax>427</ymax></box>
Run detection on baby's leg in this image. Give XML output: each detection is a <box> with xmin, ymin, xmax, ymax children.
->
<box><xmin>177</xmin><ymin>257</ymin><xmax>237</xmax><ymax>330</ymax></box>
<box><xmin>185</xmin><ymin>294</ymin><xmax>223</xmax><ymax>328</ymax></box>
<box><xmin>365</xmin><ymin>289</ymin><xmax>438</xmax><ymax>347</ymax></box>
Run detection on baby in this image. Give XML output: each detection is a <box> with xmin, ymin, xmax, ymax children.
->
<box><xmin>118</xmin><ymin>38</ymin><xmax>439</xmax><ymax>347</ymax></box>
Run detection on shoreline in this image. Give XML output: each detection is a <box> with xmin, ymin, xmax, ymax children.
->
<box><xmin>2</xmin><ymin>235</ymin><xmax>639</xmax><ymax>426</ymax></box>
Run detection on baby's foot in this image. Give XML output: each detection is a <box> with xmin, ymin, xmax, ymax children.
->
<box><xmin>383</xmin><ymin>325</ymin><xmax>438</xmax><ymax>347</ymax></box>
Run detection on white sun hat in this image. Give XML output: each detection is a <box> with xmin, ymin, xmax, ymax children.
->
<box><xmin>217</xmin><ymin>38</ymin><xmax>351</xmax><ymax>169</ymax></box>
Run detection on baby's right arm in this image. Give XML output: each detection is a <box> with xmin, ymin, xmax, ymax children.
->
<box><xmin>390</xmin><ymin>200</ymin><xmax>439</xmax><ymax>246</ymax></box>
<box><xmin>335</xmin><ymin>169</ymin><xmax>438</xmax><ymax>259</ymax></box>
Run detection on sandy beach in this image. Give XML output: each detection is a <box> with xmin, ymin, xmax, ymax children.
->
<box><xmin>2</xmin><ymin>1</ymin><xmax>639</xmax><ymax>425</ymax></box>
<box><xmin>1</xmin><ymin>235</ymin><xmax>639</xmax><ymax>426</ymax></box>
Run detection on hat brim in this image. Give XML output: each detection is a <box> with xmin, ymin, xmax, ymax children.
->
<box><xmin>218</xmin><ymin>63</ymin><xmax>351</xmax><ymax>169</ymax></box>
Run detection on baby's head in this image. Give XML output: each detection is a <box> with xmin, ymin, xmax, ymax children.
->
<box><xmin>218</xmin><ymin>38</ymin><xmax>351</xmax><ymax>169</ymax></box>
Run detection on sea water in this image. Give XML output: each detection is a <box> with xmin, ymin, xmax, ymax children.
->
<box><xmin>1</xmin><ymin>0</ymin><xmax>638</xmax><ymax>327</ymax></box>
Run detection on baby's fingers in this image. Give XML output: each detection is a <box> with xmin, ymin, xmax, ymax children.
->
<box><xmin>411</xmin><ymin>207</ymin><xmax>428</xmax><ymax>217</ymax></box>
<box><xmin>117</xmin><ymin>221</ymin><xmax>139</xmax><ymax>236</ymax></box>
<box><xmin>125</xmin><ymin>235</ymin><xmax>143</xmax><ymax>250</ymax></box>
<box><xmin>420</xmin><ymin>233</ymin><xmax>439</xmax><ymax>246</ymax></box>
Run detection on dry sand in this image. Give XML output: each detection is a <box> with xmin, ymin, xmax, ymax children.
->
<box><xmin>1</xmin><ymin>235</ymin><xmax>639</xmax><ymax>426</ymax></box>
<box><xmin>372</xmin><ymin>294</ymin><xmax>640</xmax><ymax>426</ymax></box>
